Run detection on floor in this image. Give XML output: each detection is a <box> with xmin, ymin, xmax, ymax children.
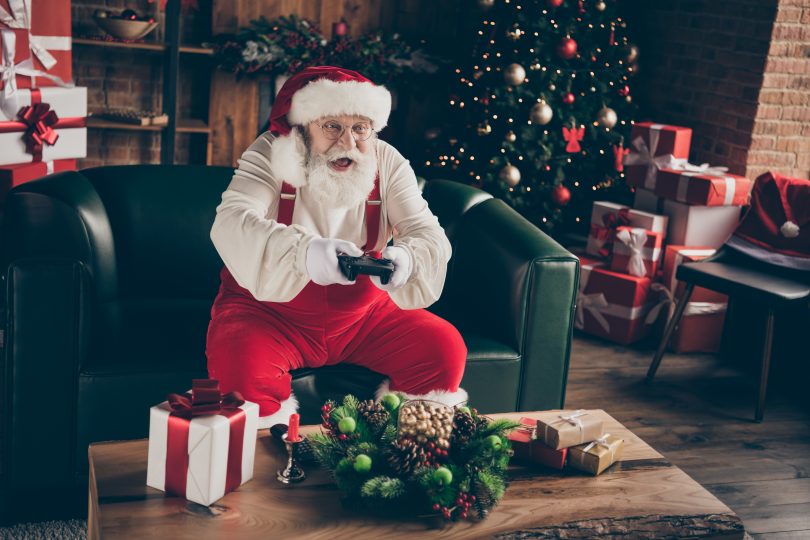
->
<box><xmin>566</xmin><ymin>332</ymin><xmax>810</xmax><ymax>540</ymax></box>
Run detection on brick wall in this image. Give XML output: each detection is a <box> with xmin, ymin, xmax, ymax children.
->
<box><xmin>626</xmin><ymin>0</ymin><xmax>810</xmax><ymax>181</ymax></box>
<box><xmin>72</xmin><ymin>0</ymin><xmax>203</xmax><ymax>167</ymax></box>
<box><xmin>625</xmin><ymin>0</ymin><xmax>777</xmax><ymax>176</ymax></box>
<box><xmin>747</xmin><ymin>0</ymin><xmax>810</xmax><ymax>180</ymax></box>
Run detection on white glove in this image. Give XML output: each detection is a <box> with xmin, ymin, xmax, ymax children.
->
<box><xmin>305</xmin><ymin>237</ymin><xmax>364</xmax><ymax>286</ymax></box>
<box><xmin>371</xmin><ymin>245</ymin><xmax>412</xmax><ymax>291</ymax></box>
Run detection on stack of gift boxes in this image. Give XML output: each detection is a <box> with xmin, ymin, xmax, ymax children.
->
<box><xmin>0</xmin><ymin>0</ymin><xmax>86</xmax><ymax>204</ymax></box>
<box><xmin>508</xmin><ymin>410</ymin><xmax>624</xmax><ymax>475</ymax></box>
<box><xmin>579</xmin><ymin>121</ymin><xmax>751</xmax><ymax>352</ymax></box>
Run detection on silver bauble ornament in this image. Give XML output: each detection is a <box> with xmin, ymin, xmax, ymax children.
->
<box><xmin>595</xmin><ymin>1</ymin><xmax>606</xmax><ymax>11</ymax></box>
<box><xmin>504</xmin><ymin>63</ymin><xmax>526</xmax><ymax>85</ymax></box>
<box><xmin>499</xmin><ymin>164</ymin><xmax>521</xmax><ymax>186</ymax></box>
<box><xmin>597</xmin><ymin>106</ymin><xmax>618</xmax><ymax>128</ymax></box>
<box><xmin>530</xmin><ymin>101</ymin><xmax>554</xmax><ymax>125</ymax></box>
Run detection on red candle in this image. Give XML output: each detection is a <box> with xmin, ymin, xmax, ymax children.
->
<box><xmin>287</xmin><ymin>413</ymin><xmax>300</xmax><ymax>442</ymax></box>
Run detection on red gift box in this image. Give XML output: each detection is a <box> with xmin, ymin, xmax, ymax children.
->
<box><xmin>610</xmin><ymin>226</ymin><xmax>664</xmax><ymax>278</ymax></box>
<box><xmin>0</xmin><ymin>158</ymin><xmax>75</xmax><ymax>203</ymax></box>
<box><xmin>624</xmin><ymin>122</ymin><xmax>693</xmax><ymax>190</ymax></box>
<box><xmin>0</xmin><ymin>27</ymin><xmax>28</xmax><ymax>92</ymax></box>
<box><xmin>655</xmin><ymin>167</ymin><xmax>752</xmax><ymax>207</ymax></box>
<box><xmin>586</xmin><ymin>201</ymin><xmax>668</xmax><ymax>259</ymax></box>
<box><xmin>508</xmin><ymin>417</ymin><xmax>567</xmax><ymax>470</ymax></box>
<box><xmin>0</xmin><ymin>0</ymin><xmax>72</xmax><ymax>89</ymax></box>
<box><xmin>576</xmin><ymin>255</ymin><xmax>654</xmax><ymax>345</ymax></box>
<box><xmin>647</xmin><ymin>246</ymin><xmax>728</xmax><ymax>353</ymax></box>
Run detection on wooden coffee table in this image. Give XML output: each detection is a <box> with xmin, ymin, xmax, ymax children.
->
<box><xmin>88</xmin><ymin>410</ymin><xmax>745</xmax><ymax>539</ymax></box>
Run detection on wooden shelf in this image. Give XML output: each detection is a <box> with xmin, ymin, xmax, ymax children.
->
<box><xmin>87</xmin><ymin>116</ymin><xmax>211</xmax><ymax>134</ymax></box>
<box><xmin>73</xmin><ymin>37</ymin><xmax>213</xmax><ymax>55</ymax></box>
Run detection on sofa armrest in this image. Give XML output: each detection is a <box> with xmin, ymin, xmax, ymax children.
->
<box><xmin>3</xmin><ymin>258</ymin><xmax>89</xmax><ymax>489</ymax></box>
<box><xmin>445</xmin><ymin>198</ymin><xmax>579</xmax><ymax>411</ymax></box>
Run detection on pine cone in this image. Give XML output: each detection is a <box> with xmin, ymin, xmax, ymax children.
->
<box><xmin>387</xmin><ymin>439</ymin><xmax>424</xmax><ymax>475</ymax></box>
<box><xmin>471</xmin><ymin>481</ymin><xmax>494</xmax><ymax>518</ymax></box>
<box><xmin>451</xmin><ymin>409</ymin><xmax>476</xmax><ymax>446</ymax></box>
<box><xmin>357</xmin><ymin>399</ymin><xmax>390</xmax><ymax>430</ymax></box>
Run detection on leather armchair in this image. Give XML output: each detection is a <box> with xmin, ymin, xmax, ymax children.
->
<box><xmin>0</xmin><ymin>165</ymin><xmax>578</xmax><ymax>515</ymax></box>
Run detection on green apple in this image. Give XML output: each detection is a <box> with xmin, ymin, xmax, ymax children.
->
<box><xmin>380</xmin><ymin>393</ymin><xmax>401</xmax><ymax>412</ymax></box>
<box><xmin>338</xmin><ymin>416</ymin><xmax>357</xmax><ymax>434</ymax></box>
<box><xmin>353</xmin><ymin>454</ymin><xmax>372</xmax><ymax>473</ymax></box>
<box><xmin>433</xmin><ymin>466</ymin><xmax>453</xmax><ymax>486</ymax></box>
<box><xmin>486</xmin><ymin>434</ymin><xmax>503</xmax><ymax>450</ymax></box>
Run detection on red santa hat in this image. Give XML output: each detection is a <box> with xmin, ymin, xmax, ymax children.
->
<box><xmin>726</xmin><ymin>172</ymin><xmax>810</xmax><ymax>270</ymax></box>
<box><xmin>268</xmin><ymin>66</ymin><xmax>392</xmax><ymax>187</ymax></box>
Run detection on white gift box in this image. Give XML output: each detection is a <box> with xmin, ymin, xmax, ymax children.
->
<box><xmin>633</xmin><ymin>188</ymin><xmax>662</xmax><ymax>214</ymax></box>
<box><xmin>0</xmin><ymin>126</ymin><xmax>86</xmax><ymax>165</ymax></box>
<box><xmin>586</xmin><ymin>201</ymin><xmax>668</xmax><ymax>257</ymax></box>
<box><xmin>0</xmin><ymin>86</ymin><xmax>87</xmax><ymax>121</ymax></box>
<box><xmin>663</xmin><ymin>199</ymin><xmax>742</xmax><ymax>247</ymax></box>
<box><xmin>146</xmin><ymin>399</ymin><xmax>259</xmax><ymax>506</ymax></box>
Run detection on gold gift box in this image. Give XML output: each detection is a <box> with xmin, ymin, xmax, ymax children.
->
<box><xmin>535</xmin><ymin>410</ymin><xmax>604</xmax><ymax>450</ymax></box>
<box><xmin>568</xmin><ymin>434</ymin><xmax>624</xmax><ymax>475</ymax></box>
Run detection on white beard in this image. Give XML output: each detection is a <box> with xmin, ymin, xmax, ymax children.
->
<box><xmin>304</xmin><ymin>143</ymin><xmax>377</xmax><ymax>209</ymax></box>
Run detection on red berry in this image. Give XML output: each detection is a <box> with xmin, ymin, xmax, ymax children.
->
<box><xmin>339</xmin><ymin>434</ymin><xmax>347</xmax><ymax>440</ymax></box>
<box><xmin>428</xmin><ymin>442</ymin><xmax>435</xmax><ymax>449</ymax></box>
<box><xmin>432</xmin><ymin>503</ymin><xmax>440</xmax><ymax>511</ymax></box>
<box><xmin>470</xmin><ymin>495</ymin><xmax>476</xmax><ymax>502</ymax></box>
<box><xmin>456</xmin><ymin>498</ymin><xmax>464</xmax><ymax>506</ymax></box>
<box><xmin>461</xmin><ymin>511</ymin><xmax>468</xmax><ymax>519</ymax></box>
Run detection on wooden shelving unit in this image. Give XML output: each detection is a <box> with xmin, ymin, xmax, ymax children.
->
<box><xmin>73</xmin><ymin>0</ymin><xmax>214</xmax><ymax>164</ymax></box>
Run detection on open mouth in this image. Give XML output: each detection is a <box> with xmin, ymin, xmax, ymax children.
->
<box><xmin>329</xmin><ymin>157</ymin><xmax>354</xmax><ymax>171</ymax></box>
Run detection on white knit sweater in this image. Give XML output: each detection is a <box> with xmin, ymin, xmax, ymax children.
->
<box><xmin>210</xmin><ymin>132</ymin><xmax>452</xmax><ymax>309</ymax></box>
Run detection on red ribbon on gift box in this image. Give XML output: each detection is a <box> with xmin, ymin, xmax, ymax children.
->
<box><xmin>590</xmin><ymin>208</ymin><xmax>631</xmax><ymax>258</ymax></box>
<box><xmin>164</xmin><ymin>379</ymin><xmax>247</xmax><ymax>499</ymax></box>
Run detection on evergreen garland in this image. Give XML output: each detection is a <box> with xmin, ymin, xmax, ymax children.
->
<box><xmin>307</xmin><ymin>394</ymin><xmax>519</xmax><ymax>522</ymax></box>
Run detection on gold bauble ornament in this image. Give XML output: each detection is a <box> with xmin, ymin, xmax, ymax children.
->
<box><xmin>624</xmin><ymin>43</ymin><xmax>639</xmax><ymax>63</ymax></box>
<box><xmin>499</xmin><ymin>164</ymin><xmax>521</xmax><ymax>186</ymax></box>
<box><xmin>595</xmin><ymin>1</ymin><xmax>606</xmax><ymax>11</ymax></box>
<box><xmin>597</xmin><ymin>106</ymin><xmax>618</xmax><ymax>128</ymax></box>
<box><xmin>504</xmin><ymin>63</ymin><xmax>526</xmax><ymax>85</ymax></box>
<box><xmin>505</xmin><ymin>130</ymin><xmax>517</xmax><ymax>143</ymax></box>
<box><xmin>530</xmin><ymin>101</ymin><xmax>554</xmax><ymax>125</ymax></box>
<box><xmin>477</xmin><ymin>122</ymin><xmax>492</xmax><ymax>136</ymax></box>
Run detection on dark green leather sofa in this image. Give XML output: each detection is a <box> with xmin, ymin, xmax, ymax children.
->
<box><xmin>0</xmin><ymin>165</ymin><xmax>578</xmax><ymax>520</ymax></box>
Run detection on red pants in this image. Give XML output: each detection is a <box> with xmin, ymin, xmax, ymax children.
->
<box><xmin>206</xmin><ymin>267</ymin><xmax>467</xmax><ymax>417</ymax></box>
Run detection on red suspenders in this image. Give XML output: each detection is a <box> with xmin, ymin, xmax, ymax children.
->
<box><xmin>276</xmin><ymin>174</ymin><xmax>381</xmax><ymax>252</ymax></box>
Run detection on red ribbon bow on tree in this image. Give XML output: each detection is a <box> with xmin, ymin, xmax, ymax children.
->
<box><xmin>563</xmin><ymin>126</ymin><xmax>585</xmax><ymax>153</ymax></box>
<box><xmin>613</xmin><ymin>144</ymin><xmax>630</xmax><ymax>172</ymax></box>
<box><xmin>167</xmin><ymin>379</ymin><xmax>245</xmax><ymax>419</ymax></box>
<box><xmin>18</xmin><ymin>103</ymin><xmax>60</xmax><ymax>161</ymax></box>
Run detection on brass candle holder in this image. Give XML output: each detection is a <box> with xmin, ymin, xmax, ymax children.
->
<box><xmin>276</xmin><ymin>433</ymin><xmax>306</xmax><ymax>484</ymax></box>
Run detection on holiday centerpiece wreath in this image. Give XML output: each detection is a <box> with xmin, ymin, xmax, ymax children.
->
<box><xmin>307</xmin><ymin>393</ymin><xmax>519</xmax><ymax>521</ymax></box>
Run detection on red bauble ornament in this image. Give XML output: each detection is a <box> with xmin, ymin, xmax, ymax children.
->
<box><xmin>552</xmin><ymin>184</ymin><xmax>571</xmax><ymax>207</ymax></box>
<box><xmin>547</xmin><ymin>0</ymin><xmax>564</xmax><ymax>7</ymax></box>
<box><xmin>562</xmin><ymin>92</ymin><xmax>576</xmax><ymax>105</ymax></box>
<box><xmin>557</xmin><ymin>37</ymin><xmax>578</xmax><ymax>60</ymax></box>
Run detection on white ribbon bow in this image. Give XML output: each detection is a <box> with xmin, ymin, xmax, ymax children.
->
<box><xmin>579</xmin><ymin>433</ymin><xmax>616</xmax><ymax>468</ymax></box>
<box><xmin>575</xmin><ymin>264</ymin><xmax>611</xmax><ymax>333</ymax></box>
<box><xmin>0</xmin><ymin>0</ymin><xmax>27</xmax><ymax>29</ymax></box>
<box><xmin>0</xmin><ymin>0</ymin><xmax>68</xmax><ymax>83</ymax></box>
<box><xmin>615</xmin><ymin>227</ymin><xmax>649</xmax><ymax>277</ymax></box>
<box><xmin>659</xmin><ymin>156</ymin><xmax>729</xmax><ymax>177</ymax></box>
<box><xmin>623</xmin><ymin>125</ymin><xmax>674</xmax><ymax>189</ymax></box>
<box><xmin>546</xmin><ymin>410</ymin><xmax>589</xmax><ymax>445</ymax></box>
<box><xmin>0</xmin><ymin>28</ymin><xmax>69</xmax><ymax>103</ymax></box>
<box><xmin>645</xmin><ymin>282</ymin><xmax>727</xmax><ymax>326</ymax></box>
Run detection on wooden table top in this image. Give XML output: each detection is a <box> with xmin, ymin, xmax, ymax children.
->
<box><xmin>88</xmin><ymin>410</ymin><xmax>745</xmax><ymax>539</ymax></box>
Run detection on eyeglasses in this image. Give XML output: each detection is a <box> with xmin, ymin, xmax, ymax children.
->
<box><xmin>316</xmin><ymin>120</ymin><xmax>374</xmax><ymax>142</ymax></box>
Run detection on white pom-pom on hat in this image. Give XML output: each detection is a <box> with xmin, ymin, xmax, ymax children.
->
<box><xmin>780</xmin><ymin>220</ymin><xmax>800</xmax><ymax>238</ymax></box>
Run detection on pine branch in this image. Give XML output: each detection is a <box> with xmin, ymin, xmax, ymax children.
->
<box><xmin>360</xmin><ymin>476</ymin><xmax>406</xmax><ymax>499</ymax></box>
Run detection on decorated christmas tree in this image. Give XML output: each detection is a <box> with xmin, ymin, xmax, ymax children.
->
<box><xmin>419</xmin><ymin>0</ymin><xmax>639</xmax><ymax>233</ymax></box>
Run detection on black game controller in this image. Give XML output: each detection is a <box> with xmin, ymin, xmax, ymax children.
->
<box><xmin>337</xmin><ymin>254</ymin><xmax>395</xmax><ymax>284</ymax></box>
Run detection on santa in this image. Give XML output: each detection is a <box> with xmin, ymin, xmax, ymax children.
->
<box><xmin>206</xmin><ymin>66</ymin><xmax>468</xmax><ymax>428</ymax></box>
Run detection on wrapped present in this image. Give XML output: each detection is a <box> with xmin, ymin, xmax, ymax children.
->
<box><xmin>624</xmin><ymin>122</ymin><xmax>692</xmax><ymax>190</ymax></box>
<box><xmin>568</xmin><ymin>433</ymin><xmax>624</xmax><ymax>475</ymax></box>
<box><xmin>655</xmin><ymin>165</ymin><xmax>752</xmax><ymax>207</ymax></box>
<box><xmin>508</xmin><ymin>417</ymin><xmax>568</xmax><ymax>469</ymax></box>
<box><xmin>663</xmin><ymin>199</ymin><xmax>742</xmax><ymax>247</ymax></box>
<box><xmin>575</xmin><ymin>255</ymin><xmax>655</xmax><ymax>344</ymax></box>
<box><xmin>610</xmin><ymin>226</ymin><xmax>663</xmax><ymax>278</ymax></box>
<box><xmin>646</xmin><ymin>246</ymin><xmax>728</xmax><ymax>353</ymax></box>
<box><xmin>0</xmin><ymin>0</ymin><xmax>72</xmax><ymax>90</ymax></box>
<box><xmin>0</xmin><ymin>87</ymin><xmax>86</xmax><ymax>166</ymax></box>
<box><xmin>1</xmin><ymin>85</ymin><xmax>85</xmax><ymax>121</ymax></box>
<box><xmin>535</xmin><ymin>410</ymin><xmax>604</xmax><ymax>450</ymax></box>
<box><xmin>586</xmin><ymin>201</ymin><xmax>668</xmax><ymax>258</ymax></box>
<box><xmin>633</xmin><ymin>187</ymin><xmax>663</xmax><ymax>214</ymax></box>
<box><xmin>0</xmin><ymin>158</ymin><xmax>75</xmax><ymax>203</ymax></box>
<box><xmin>147</xmin><ymin>379</ymin><xmax>259</xmax><ymax>506</ymax></box>
<box><xmin>0</xmin><ymin>27</ymin><xmax>28</xmax><ymax>93</ymax></box>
